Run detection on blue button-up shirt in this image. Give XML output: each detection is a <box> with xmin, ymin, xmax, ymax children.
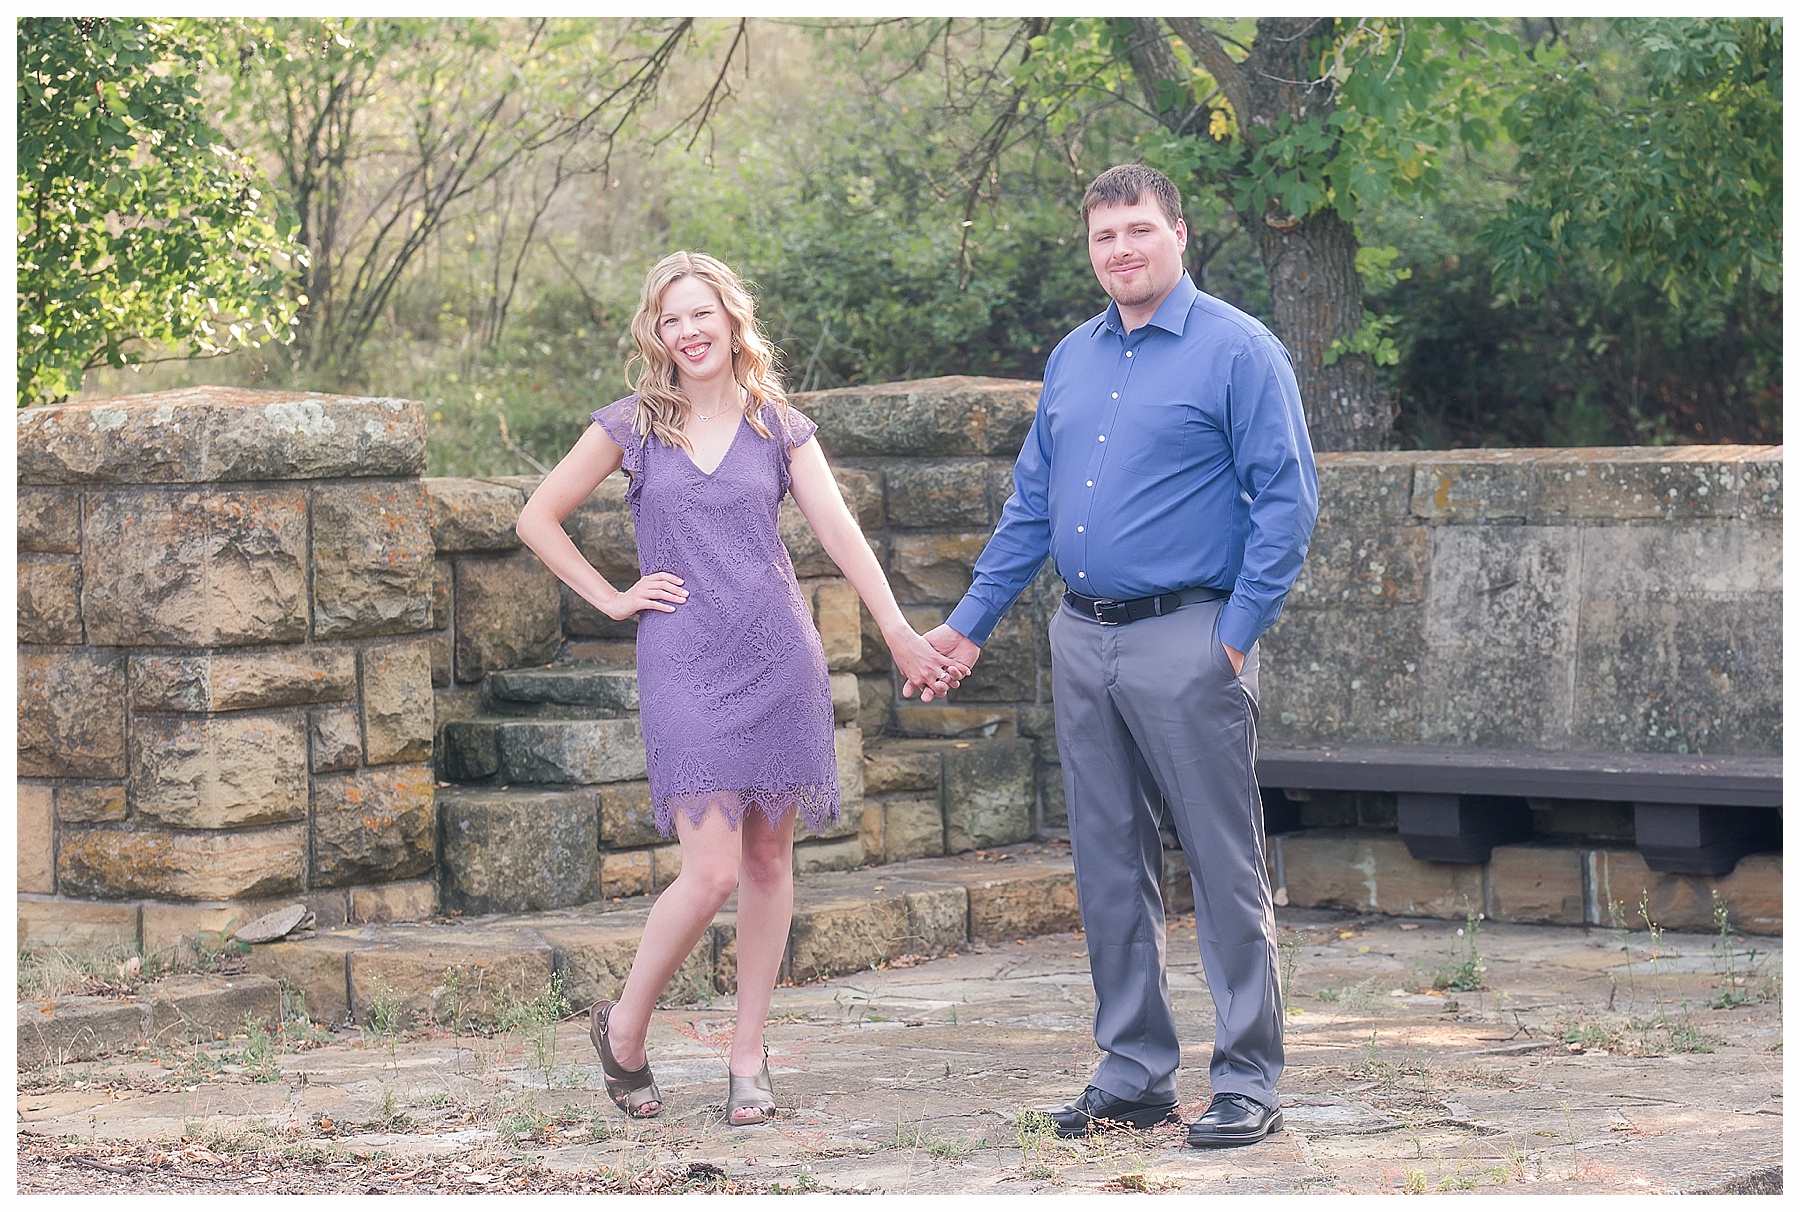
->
<box><xmin>946</xmin><ymin>273</ymin><xmax>1318</xmax><ymax>654</ymax></box>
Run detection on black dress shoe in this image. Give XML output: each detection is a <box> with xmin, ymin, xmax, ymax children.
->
<box><xmin>1048</xmin><ymin>1086</ymin><xmax>1179</xmax><ymax>1138</ymax></box>
<box><xmin>1186</xmin><ymin>1092</ymin><xmax>1283</xmax><ymax>1147</ymax></box>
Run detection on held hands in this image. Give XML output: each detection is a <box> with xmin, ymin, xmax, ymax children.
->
<box><xmin>900</xmin><ymin>624</ymin><xmax>982</xmax><ymax>702</ymax></box>
<box><xmin>602</xmin><ymin>572</ymin><xmax>688</xmax><ymax>620</ymax></box>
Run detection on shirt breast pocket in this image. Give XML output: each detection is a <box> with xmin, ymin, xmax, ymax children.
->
<box><xmin>1117</xmin><ymin>399</ymin><xmax>1200</xmax><ymax>475</ymax></box>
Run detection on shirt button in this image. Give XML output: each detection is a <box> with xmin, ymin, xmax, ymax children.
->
<box><xmin>1098</xmin><ymin>435</ymin><xmax>1106</xmax><ymax>442</ymax></box>
<box><xmin>1126</xmin><ymin>351</ymin><xmax>1133</xmax><ymax>357</ymax></box>
<box><xmin>1086</xmin><ymin>480</ymin><xmax>1093</xmax><ymax>487</ymax></box>
<box><xmin>1077</xmin><ymin>526</ymin><xmax>1085</xmax><ymax>533</ymax></box>
<box><xmin>1077</xmin><ymin>571</ymin><xmax>1086</xmax><ymax>578</ymax></box>
<box><xmin>1111</xmin><ymin>392</ymin><xmax>1119</xmax><ymax>399</ymax></box>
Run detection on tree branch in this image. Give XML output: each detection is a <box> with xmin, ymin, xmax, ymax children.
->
<box><xmin>678</xmin><ymin>18</ymin><xmax>750</xmax><ymax>151</ymax></box>
<box><xmin>1124</xmin><ymin>18</ymin><xmax>1192</xmax><ymax>132</ymax></box>
<box><xmin>1165</xmin><ymin>17</ymin><xmax>1254</xmax><ymax>136</ymax></box>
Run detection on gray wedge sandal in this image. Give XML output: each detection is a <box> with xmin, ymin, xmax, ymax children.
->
<box><xmin>590</xmin><ymin>999</ymin><xmax>663</xmax><ymax>1118</ymax></box>
<box><xmin>727</xmin><ymin>1047</ymin><xmax>776</xmax><ymax>1126</ymax></box>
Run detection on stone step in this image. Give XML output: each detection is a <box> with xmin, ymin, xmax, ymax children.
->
<box><xmin>241</xmin><ymin>843</ymin><xmax>1078</xmax><ymax>1031</ymax></box>
<box><xmin>440</xmin><ymin>716</ymin><xmax>647</xmax><ymax>785</ymax></box>
<box><xmin>18</xmin><ymin>973</ymin><xmax>284</xmax><ymax>1070</ymax></box>
<box><xmin>485</xmin><ymin>664</ymin><xmax>639</xmax><ymax>718</ymax></box>
<box><xmin>559</xmin><ymin>639</ymin><xmax>637</xmax><ymax>668</ymax></box>
<box><xmin>438</xmin><ymin>787</ymin><xmax>604</xmax><ymax>915</ymax></box>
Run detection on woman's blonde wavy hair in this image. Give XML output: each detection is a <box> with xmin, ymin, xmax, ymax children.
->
<box><xmin>624</xmin><ymin>250</ymin><xmax>787</xmax><ymax>452</ymax></box>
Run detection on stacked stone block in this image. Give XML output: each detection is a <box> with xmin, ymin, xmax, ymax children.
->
<box><xmin>1267</xmin><ymin>445</ymin><xmax>1782</xmax><ymax>755</ymax></box>
<box><xmin>1270</xmin><ymin>831</ymin><xmax>1779</xmax><ymax>934</ymax></box>
<box><xmin>18</xmin><ymin>389</ymin><xmax>441</xmax><ymax>951</ymax></box>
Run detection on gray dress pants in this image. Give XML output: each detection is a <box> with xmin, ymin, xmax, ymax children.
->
<box><xmin>1048</xmin><ymin>596</ymin><xmax>1283</xmax><ymax>1108</ymax></box>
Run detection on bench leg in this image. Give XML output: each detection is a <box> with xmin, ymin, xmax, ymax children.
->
<box><xmin>1634</xmin><ymin>804</ymin><xmax>1779</xmax><ymax>876</ymax></box>
<box><xmin>1397</xmin><ymin>793</ymin><xmax>1532</xmax><ymax>864</ymax></box>
<box><xmin>1258</xmin><ymin>788</ymin><xmax>1303</xmax><ymax>835</ymax></box>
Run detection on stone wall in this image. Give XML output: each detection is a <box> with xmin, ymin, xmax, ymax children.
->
<box><xmin>1266</xmin><ymin>446</ymin><xmax>1782</xmax><ymax>757</ymax></box>
<box><xmin>784</xmin><ymin>377</ymin><xmax>1782</xmax><ymax>833</ymax></box>
<box><xmin>19</xmin><ymin>378</ymin><xmax>1780</xmax><ymax>950</ymax></box>
<box><xmin>18</xmin><ymin>389</ymin><xmax>440</xmax><ymax>951</ymax></box>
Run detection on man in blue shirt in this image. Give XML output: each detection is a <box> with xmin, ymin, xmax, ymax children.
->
<box><xmin>911</xmin><ymin>164</ymin><xmax>1317</xmax><ymax>1147</ymax></box>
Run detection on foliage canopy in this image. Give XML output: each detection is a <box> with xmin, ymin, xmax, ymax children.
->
<box><xmin>1482</xmin><ymin>18</ymin><xmax>1782</xmax><ymax>310</ymax></box>
<box><xmin>17</xmin><ymin>17</ymin><xmax>306</xmax><ymax>406</ymax></box>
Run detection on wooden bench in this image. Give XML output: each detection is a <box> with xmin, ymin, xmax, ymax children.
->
<box><xmin>1255</xmin><ymin>741</ymin><xmax>1782</xmax><ymax>876</ymax></box>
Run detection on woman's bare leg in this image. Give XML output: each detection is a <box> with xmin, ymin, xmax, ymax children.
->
<box><xmin>603</xmin><ymin>808</ymin><xmax>743</xmax><ymax>1092</ymax></box>
<box><xmin>729</xmin><ymin>807</ymin><xmax>796</xmax><ymax>1088</ymax></box>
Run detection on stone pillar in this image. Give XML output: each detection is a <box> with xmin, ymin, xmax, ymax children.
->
<box><xmin>18</xmin><ymin>388</ymin><xmax>440</xmax><ymax>951</ymax></box>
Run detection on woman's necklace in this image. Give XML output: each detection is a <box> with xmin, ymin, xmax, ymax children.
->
<box><xmin>692</xmin><ymin>389</ymin><xmax>746</xmax><ymax>423</ymax></box>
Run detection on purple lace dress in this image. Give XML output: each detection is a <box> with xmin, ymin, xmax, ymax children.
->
<box><xmin>590</xmin><ymin>396</ymin><xmax>839</xmax><ymax>836</ymax></box>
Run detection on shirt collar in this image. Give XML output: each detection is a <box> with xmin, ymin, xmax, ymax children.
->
<box><xmin>1093</xmin><ymin>272</ymin><xmax>1199</xmax><ymax>339</ymax></box>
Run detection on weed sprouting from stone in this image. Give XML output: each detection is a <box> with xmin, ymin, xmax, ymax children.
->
<box><xmin>1490</xmin><ymin>1143</ymin><xmax>1530</xmax><ymax>1184</ymax></box>
<box><xmin>833</xmin><ymin>988</ymin><xmax>884</xmax><ymax>1025</ymax></box>
<box><xmin>496</xmin><ymin>971</ymin><xmax>572</xmax><ymax>1079</ymax></box>
<box><xmin>926</xmin><ymin>1136</ymin><xmax>976</xmax><ymax>1159</ymax></box>
<box><xmin>1318</xmin><ymin>976</ymin><xmax>1387</xmax><ymax>1014</ymax></box>
<box><xmin>376</xmin><ymin>1085</ymin><xmax>409</xmax><ymax>1128</ymax></box>
<box><xmin>1403</xmin><ymin>1168</ymin><xmax>1428</xmax><ymax>1194</ymax></box>
<box><xmin>496</xmin><ymin>1106</ymin><xmax>549</xmax><ymax>1145</ymax></box>
<box><xmin>435</xmin><ymin>967</ymin><xmax>467</xmax><ymax>1033</ymax></box>
<box><xmin>1664</xmin><ymin>1017</ymin><xmax>1716</xmax><ymax>1053</ymax></box>
<box><xmin>1011</xmin><ymin>1108</ymin><xmax>1055</xmax><ymax>1156</ymax></box>
<box><xmin>364</xmin><ymin>982</ymin><xmax>403</xmax><ymax>1038</ymax></box>
<box><xmin>1708</xmin><ymin>892</ymin><xmax>1745</xmax><ymax>1008</ymax></box>
<box><xmin>1705</xmin><ymin>892</ymin><xmax>1769</xmax><ymax>1012</ymax></box>
<box><xmin>1432</xmin><ymin>907</ymin><xmax>1486</xmax><ymax>992</ymax></box>
<box><xmin>892</xmin><ymin>1117</ymin><xmax>973</xmax><ymax>1158</ymax></box>
<box><xmin>233</xmin><ymin>1012</ymin><xmax>279</xmax><ymax>1082</ymax></box>
<box><xmin>1561</xmin><ymin>1100</ymin><xmax>1581</xmax><ymax>1166</ymax></box>
<box><xmin>1277</xmin><ymin>928</ymin><xmax>1303</xmax><ymax>1018</ymax></box>
<box><xmin>1631</xmin><ymin>899</ymin><xmax>1716</xmax><ymax>1052</ymax></box>
<box><xmin>17</xmin><ymin>943</ymin><xmax>143</xmax><ymax>1000</ymax></box>
<box><xmin>1559</xmin><ymin>1016</ymin><xmax>1625</xmax><ymax>1052</ymax></box>
<box><xmin>1606</xmin><ymin>898</ymin><xmax>1641</xmax><ymax>1015</ymax></box>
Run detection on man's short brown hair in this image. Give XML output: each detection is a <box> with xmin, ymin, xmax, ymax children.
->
<box><xmin>1080</xmin><ymin>164</ymin><xmax>1183</xmax><ymax>230</ymax></box>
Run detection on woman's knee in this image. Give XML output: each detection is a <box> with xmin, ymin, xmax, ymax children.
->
<box><xmin>739</xmin><ymin>837</ymin><xmax>793</xmax><ymax>889</ymax></box>
<box><xmin>676</xmin><ymin>856</ymin><xmax>739</xmax><ymax>906</ymax></box>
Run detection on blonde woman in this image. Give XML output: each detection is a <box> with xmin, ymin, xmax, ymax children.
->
<box><xmin>515</xmin><ymin>251</ymin><xmax>966</xmax><ymax>1125</ymax></box>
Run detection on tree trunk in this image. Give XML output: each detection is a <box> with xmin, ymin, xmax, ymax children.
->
<box><xmin>1138</xmin><ymin>16</ymin><xmax>1397</xmax><ymax>450</ymax></box>
<box><xmin>1246</xmin><ymin>208</ymin><xmax>1395</xmax><ymax>450</ymax></box>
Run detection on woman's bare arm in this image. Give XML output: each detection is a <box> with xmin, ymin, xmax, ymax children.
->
<box><xmin>515</xmin><ymin>424</ymin><xmax>687</xmax><ymax>620</ymax></box>
<box><xmin>786</xmin><ymin>437</ymin><xmax>964</xmax><ymax>699</ymax></box>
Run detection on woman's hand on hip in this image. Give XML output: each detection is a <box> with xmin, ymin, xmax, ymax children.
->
<box><xmin>602</xmin><ymin>572</ymin><xmax>688</xmax><ymax>620</ymax></box>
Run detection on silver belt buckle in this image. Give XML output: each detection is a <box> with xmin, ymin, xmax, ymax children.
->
<box><xmin>1093</xmin><ymin>598</ymin><xmax>1121</xmax><ymax>625</ymax></box>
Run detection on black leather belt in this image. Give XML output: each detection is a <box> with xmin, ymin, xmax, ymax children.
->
<box><xmin>1063</xmin><ymin>584</ymin><xmax>1229</xmax><ymax>626</ymax></box>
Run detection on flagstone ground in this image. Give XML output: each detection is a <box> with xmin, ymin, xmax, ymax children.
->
<box><xmin>17</xmin><ymin>907</ymin><xmax>1782</xmax><ymax>1195</ymax></box>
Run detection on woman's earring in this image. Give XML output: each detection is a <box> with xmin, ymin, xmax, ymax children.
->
<box><xmin>730</xmin><ymin>336</ymin><xmax>741</xmax><ymax>354</ymax></box>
